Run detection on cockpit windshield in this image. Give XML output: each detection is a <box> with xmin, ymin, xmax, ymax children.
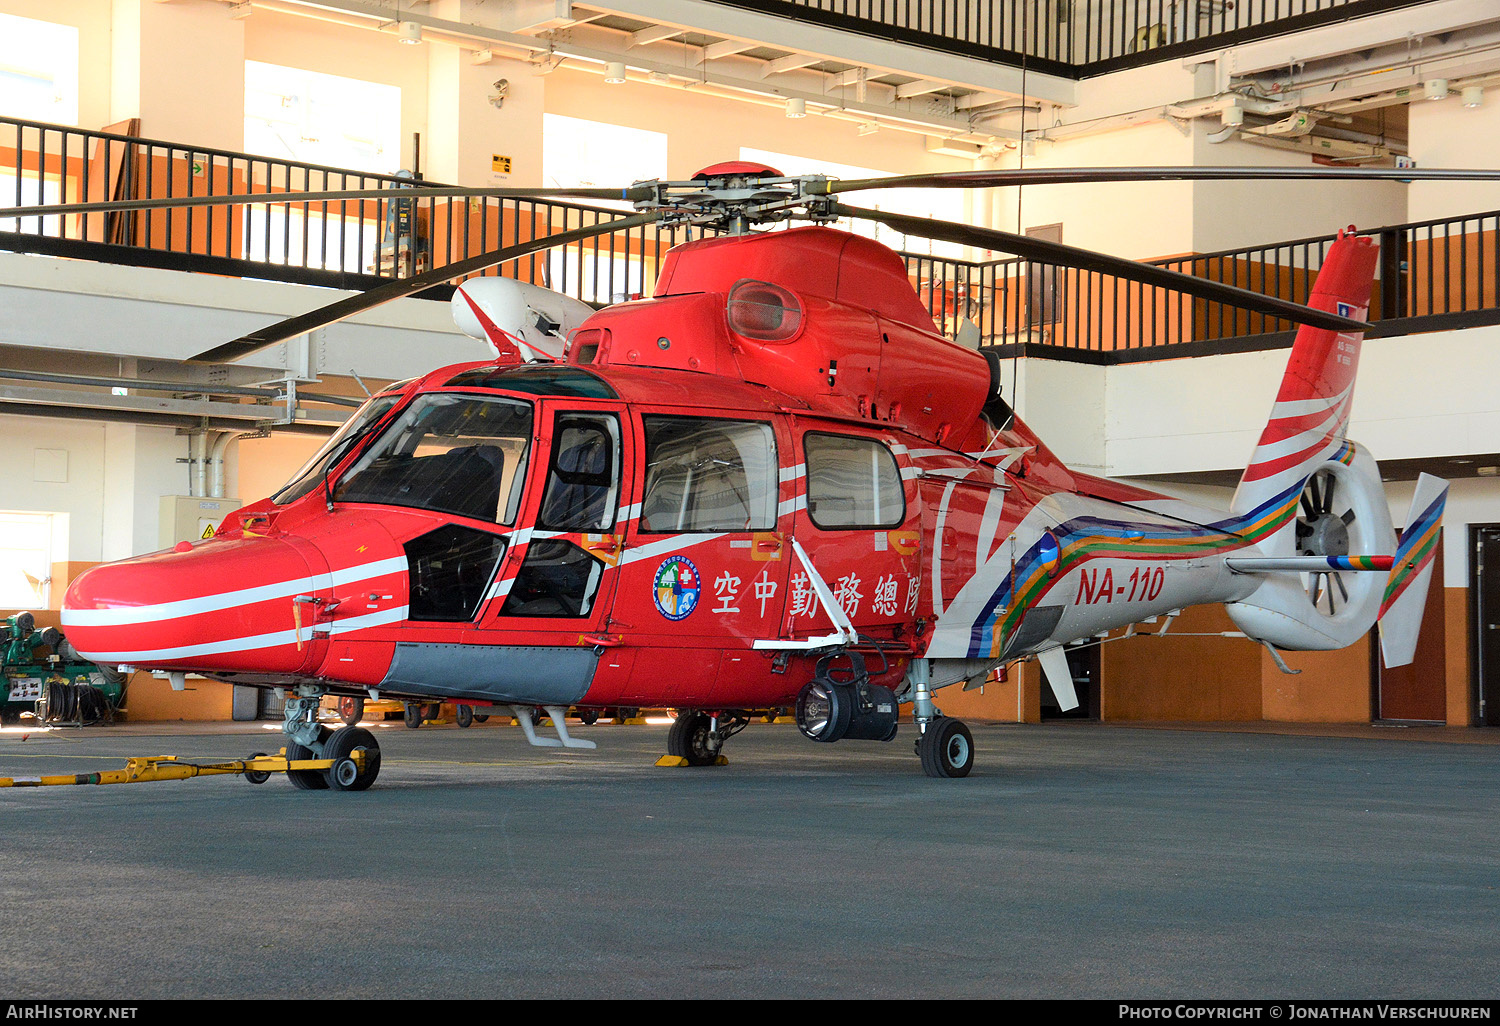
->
<box><xmin>272</xmin><ymin>392</ymin><xmax>402</xmax><ymax>506</ymax></box>
<box><xmin>332</xmin><ymin>393</ymin><xmax>534</xmax><ymax>524</ymax></box>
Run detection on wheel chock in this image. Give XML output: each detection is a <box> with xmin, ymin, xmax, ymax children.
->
<box><xmin>654</xmin><ymin>755</ymin><xmax>729</xmax><ymax>767</ymax></box>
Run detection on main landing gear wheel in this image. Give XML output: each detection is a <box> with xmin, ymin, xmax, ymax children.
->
<box><xmin>456</xmin><ymin>704</ymin><xmax>474</xmax><ymax>729</ymax></box>
<box><xmin>323</xmin><ymin>726</ymin><xmax>381</xmax><ymax>791</ymax></box>
<box><xmin>667</xmin><ymin>712</ymin><xmax>721</xmax><ymax>767</ymax></box>
<box><xmin>917</xmin><ymin>717</ymin><xmax>974</xmax><ymax>779</ymax></box>
<box><xmin>403</xmin><ymin>702</ymin><xmax>423</xmax><ymax>729</ymax></box>
<box><xmin>337</xmin><ymin>695</ymin><xmax>364</xmax><ymax>726</ymax></box>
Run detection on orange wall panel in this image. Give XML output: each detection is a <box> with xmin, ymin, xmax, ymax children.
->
<box><xmin>1260</xmin><ymin>643</ymin><xmax>1371</xmax><ymax>722</ymax></box>
<box><xmin>1100</xmin><ymin>604</ymin><xmax>1262</xmax><ymax>721</ymax></box>
<box><xmin>1445</xmin><ymin>587</ymin><xmax>1471</xmax><ymax>727</ymax></box>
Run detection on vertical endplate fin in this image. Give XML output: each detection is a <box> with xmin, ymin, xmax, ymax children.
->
<box><xmin>1377</xmin><ymin>473</ymin><xmax>1449</xmax><ymax>668</ymax></box>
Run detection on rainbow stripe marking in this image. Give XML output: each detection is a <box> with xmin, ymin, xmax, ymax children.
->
<box><xmin>965</xmin><ymin>473</ymin><xmax>1334</xmax><ymax>660</ymax></box>
<box><xmin>1378</xmin><ymin>489</ymin><xmax>1447</xmax><ymax>620</ymax></box>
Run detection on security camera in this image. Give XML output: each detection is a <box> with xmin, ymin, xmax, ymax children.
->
<box><xmin>490</xmin><ymin>79</ymin><xmax>509</xmax><ymax>109</ymax></box>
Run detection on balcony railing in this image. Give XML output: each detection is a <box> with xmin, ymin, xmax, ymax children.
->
<box><xmin>707</xmin><ymin>0</ymin><xmax>1429</xmax><ymax>76</ymax></box>
<box><xmin>3</xmin><ymin>114</ymin><xmax>1497</xmax><ymax>366</ymax></box>
<box><xmin>904</xmin><ymin>213</ymin><xmax>1500</xmax><ymax>360</ymax></box>
<box><xmin>0</xmin><ymin>115</ymin><xmax>714</xmax><ymax>307</ymax></box>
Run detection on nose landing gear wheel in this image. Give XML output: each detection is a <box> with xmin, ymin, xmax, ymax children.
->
<box><xmin>323</xmin><ymin>726</ymin><xmax>381</xmax><ymax>791</ymax></box>
<box><xmin>918</xmin><ymin>717</ymin><xmax>974</xmax><ymax>778</ymax></box>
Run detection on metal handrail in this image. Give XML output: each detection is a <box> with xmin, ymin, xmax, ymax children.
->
<box><xmin>3</xmin><ymin>113</ymin><xmax>1496</xmax><ymax>358</ymax></box>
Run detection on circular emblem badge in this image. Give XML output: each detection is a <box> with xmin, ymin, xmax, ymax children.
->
<box><xmin>653</xmin><ymin>555</ymin><xmax>701</xmax><ymax>621</ymax></box>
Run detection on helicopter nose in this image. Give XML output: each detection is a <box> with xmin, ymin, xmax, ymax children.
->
<box><xmin>62</xmin><ymin>536</ymin><xmax>326</xmax><ymax>674</ymax></box>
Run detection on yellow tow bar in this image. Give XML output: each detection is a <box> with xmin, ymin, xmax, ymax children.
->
<box><xmin>0</xmin><ymin>748</ymin><xmax>365</xmax><ymax>788</ymax></box>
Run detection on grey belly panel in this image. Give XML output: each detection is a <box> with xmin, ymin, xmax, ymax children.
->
<box><xmin>380</xmin><ymin>643</ymin><xmax>599</xmax><ymax>705</ymax></box>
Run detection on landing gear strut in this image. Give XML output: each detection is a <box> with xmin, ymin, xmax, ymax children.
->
<box><xmin>282</xmin><ymin>688</ymin><xmax>381</xmax><ymax>790</ymax></box>
<box><xmin>907</xmin><ymin>660</ymin><xmax>974</xmax><ymax>779</ymax></box>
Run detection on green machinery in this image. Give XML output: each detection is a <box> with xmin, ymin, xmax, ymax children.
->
<box><xmin>1</xmin><ymin>612</ymin><xmax>124</xmax><ymax>726</ymax></box>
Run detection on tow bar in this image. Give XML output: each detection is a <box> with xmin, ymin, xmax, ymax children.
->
<box><xmin>0</xmin><ymin>748</ymin><xmax>369</xmax><ymax>789</ymax></box>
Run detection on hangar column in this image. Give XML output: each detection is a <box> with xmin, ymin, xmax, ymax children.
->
<box><xmin>110</xmin><ymin>0</ymin><xmax>246</xmax><ymax>148</ymax></box>
<box><xmin>423</xmin><ymin>0</ymin><xmax>545</xmax><ymax>188</ymax></box>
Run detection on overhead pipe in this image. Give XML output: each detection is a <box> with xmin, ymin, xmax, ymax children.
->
<box><xmin>208</xmin><ymin>430</ymin><xmax>255</xmax><ymax>499</ymax></box>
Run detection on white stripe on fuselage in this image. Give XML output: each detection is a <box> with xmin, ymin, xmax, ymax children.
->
<box><xmin>61</xmin><ymin>556</ymin><xmax>409</xmax><ymax>628</ymax></box>
<box><xmin>76</xmin><ymin>605</ymin><xmax>412</xmax><ymax>663</ymax></box>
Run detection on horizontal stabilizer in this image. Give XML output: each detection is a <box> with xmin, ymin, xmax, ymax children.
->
<box><xmin>1378</xmin><ymin>474</ymin><xmax>1449</xmax><ymax>668</ymax></box>
<box><xmin>1037</xmin><ymin>646</ymin><xmax>1080</xmax><ymax>713</ymax></box>
<box><xmin>1225</xmin><ymin>555</ymin><xmax>1394</xmax><ymax>573</ymax></box>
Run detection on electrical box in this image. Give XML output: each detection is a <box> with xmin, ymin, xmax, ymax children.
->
<box><xmin>158</xmin><ymin>495</ymin><xmax>242</xmax><ymax>548</ymax></box>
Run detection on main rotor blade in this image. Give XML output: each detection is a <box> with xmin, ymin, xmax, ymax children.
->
<box><xmin>1</xmin><ymin>184</ymin><xmax>656</xmax><ymax>221</ymax></box>
<box><xmin>194</xmin><ymin>210</ymin><xmax>662</xmax><ymax>364</ymax></box>
<box><xmin>833</xmin><ymin>203</ymin><xmax>1368</xmax><ymax>334</ymax></box>
<box><xmin>817</xmin><ymin>166</ymin><xmax>1500</xmax><ymax>194</ymax></box>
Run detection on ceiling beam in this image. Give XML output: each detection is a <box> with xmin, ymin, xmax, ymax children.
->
<box><xmin>895</xmin><ymin>79</ymin><xmax>946</xmax><ymax>99</ymax></box>
<box><xmin>699</xmin><ymin>38</ymin><xmax>758</xmax><ymax>63</ymax></box>
<box><xmin>761</xmin><ymin>52</ymin><xmax>823</xmax><ymax>76</ymax></box>
<box><xmin>627</xmin><ymin>24</ymin><xmax>684</xmax><ymax>48</ymax></box>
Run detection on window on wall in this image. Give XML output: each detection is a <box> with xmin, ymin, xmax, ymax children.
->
<box><xmin>739</xmin><ymin>147</ymin><xmax>966</xmax><ymax>259</ymax></box>
<box><xmin>244</xmin><ymin>61</ymin><xmax>402</xmax><ymax>174</ymax></box>
<box><xmin>543</xmin><ymin>114</ymin><xmax>667</xmax><ymax>200</ymax></box>
<box><xmin>543</xmin><ymin>114</ymin><xmax>669</xmax><ymax>301</ymax></box>
<box><xmin>0</xmin><ymin>512</ymin><xmax>63</xmax><ymax>609</ymax></box>
<box><xmin>0</xmin><ymin>14</ymin><xmax>79</xmax><ymax>125</ymax></box>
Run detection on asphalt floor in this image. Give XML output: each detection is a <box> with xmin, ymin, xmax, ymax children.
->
<box><xmin>1</xmin><ymin>716</ymin><xmax>1497</xmax><ymax>1000</ymax></box>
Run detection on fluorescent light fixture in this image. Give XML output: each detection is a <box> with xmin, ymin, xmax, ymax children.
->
<box><xmin>604</xmin><ymin>61</ymin><xmax>626</xmax><ymax>83</ymax></box>
<box><xmin>785</xmin><ymin>96</ymin><xmax>806</xmax><ymax>118</ymax></box>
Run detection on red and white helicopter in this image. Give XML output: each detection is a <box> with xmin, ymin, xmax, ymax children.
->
<box><xmin>46</xmin><ymin>162</ymin><xmax>1474</xmax><ymax>787</ymax></box>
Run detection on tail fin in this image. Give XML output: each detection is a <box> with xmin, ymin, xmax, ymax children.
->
<box><xmin>1377</xmin><ymin>474</ymin><xmax>1449</xmax><ymax>668</ymax></box>
<box><xmin>1230</xmin><ymin>228</ymin><xmax>1380</xmax><ymax>557</ymax></box>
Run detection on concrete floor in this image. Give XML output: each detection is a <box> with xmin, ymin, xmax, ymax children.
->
<box><xmin>1</xmin><ymin>717</ymin><xmax>1497</xmax><ymax>999</ymax></box>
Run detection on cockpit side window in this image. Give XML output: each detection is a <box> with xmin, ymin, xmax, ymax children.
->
<box><xmin>639</xmin><ymin>416</ymin><xmax>778</xmax><ymax>533</ymax></box>
<box><xmin>332</xmin><ymin>394</ymin><xmax>533</xmax><ymax>524</ymax></box>
<box><xmin>536</xmin><ymin>414</ymin><xmax>621</xmax><ymax>532</ymax></box>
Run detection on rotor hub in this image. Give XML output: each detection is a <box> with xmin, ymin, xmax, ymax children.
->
<box><xmin>1301</xmin><ymin>512</ymin><xmax>1351</xmax><ymax>557</ymax></box>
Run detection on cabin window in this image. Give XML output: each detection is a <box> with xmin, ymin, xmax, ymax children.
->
<box><xmin>804</xmin><ymin>433</ymin><xmax>905</xmax><ymax>529</ymax></box>
<box><xmin>640</xmin><ymin>417</ymin><xmax>777</xmax><ymax>533</ymax></box>
<box><xmin>333</xmin><ymin>394</ymin><xmax>533</xmax><ymax>524</ymax></box>
<box><xmin>405</xmin><ymin>524</ymin><xmax>507</xmax><ymax>622</ymax></box>
<box><xmin>537</xmin><ymin>414</ymin><xmax>621</xmax><ymax>532</ymax></box>
<box><xmin>500</xmin><ymin>540</ymin><xmax>605</xmax><ymax>618</ymax></box>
